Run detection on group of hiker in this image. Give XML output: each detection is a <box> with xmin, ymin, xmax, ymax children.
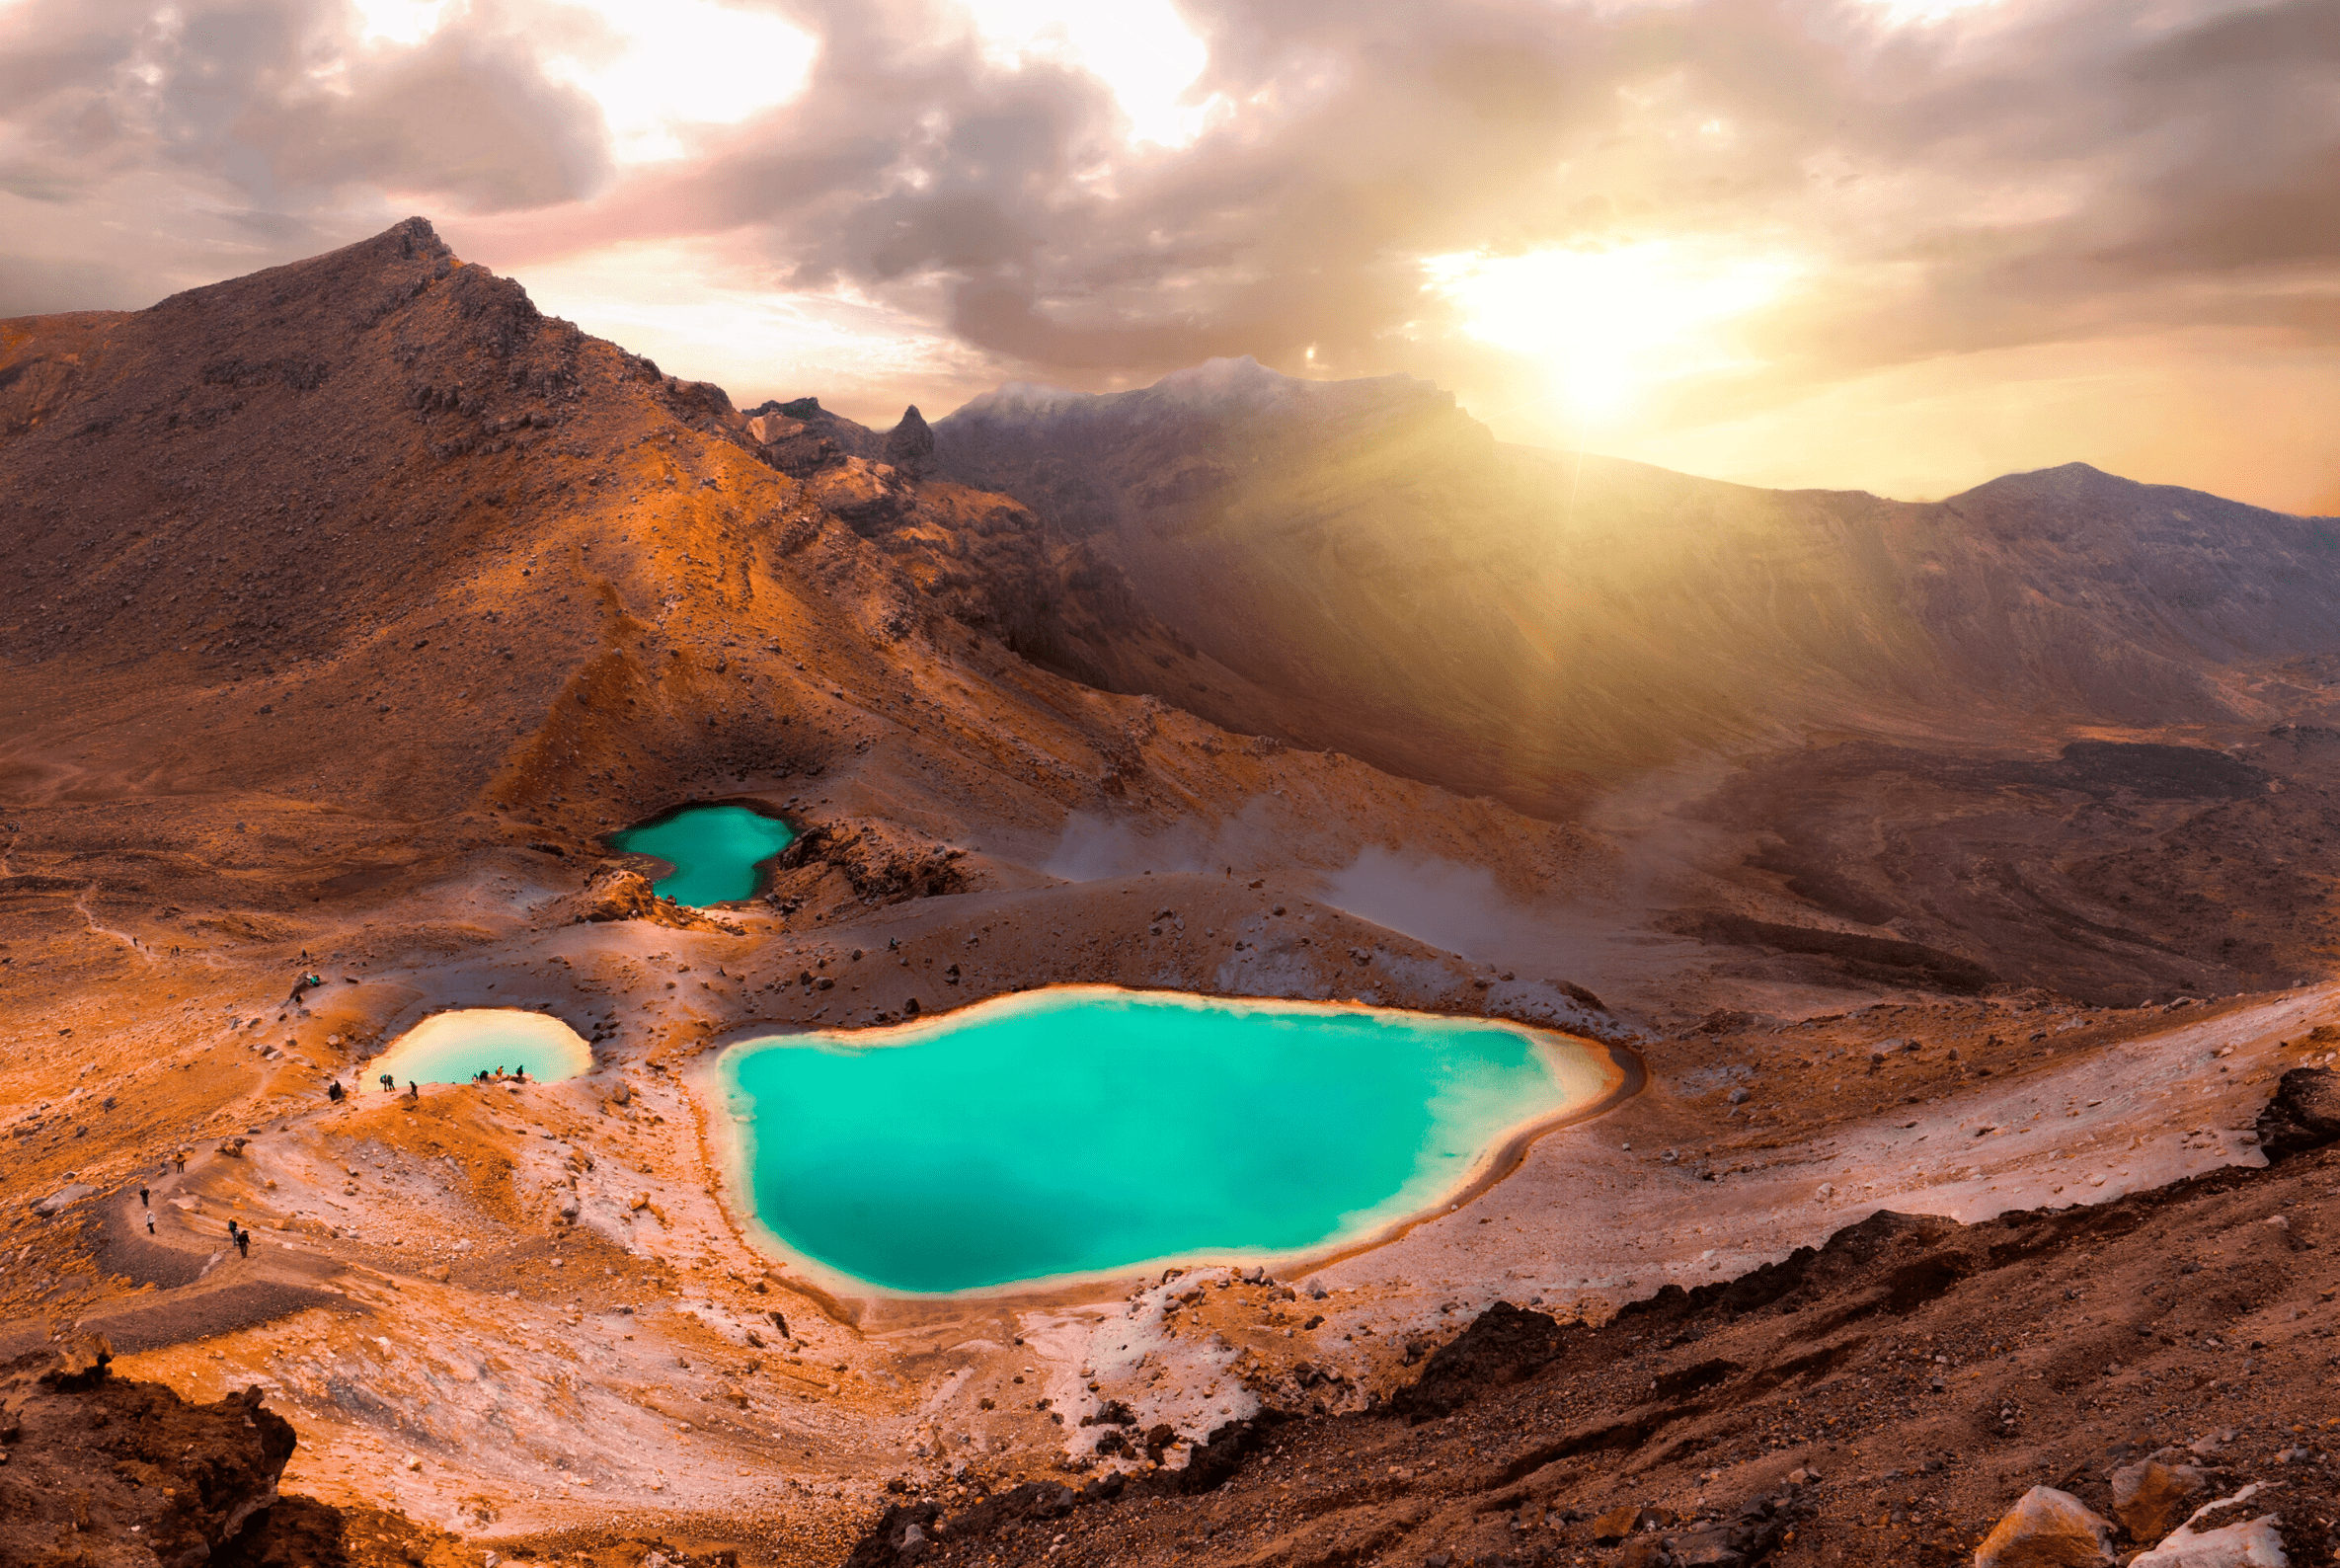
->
<box><xmin>135</xmin><ymin>1171</ymin><xmax>247</xmax><ymax>1255</ymax></box>
<box><xmin>319</xmin><ymin>1064</ymin><xmax>525</xmax><ymax>1101</ymax></box>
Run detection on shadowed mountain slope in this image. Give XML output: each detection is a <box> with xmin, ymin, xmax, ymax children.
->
<box><xmin>935</xmin><ymin>359</ymin><xmax>2340</xmax><ymax>819</ymax></box>
<box><xmin>0</xmin><ymin>223</ymin><xmax>1607</xmax><ymax>967</ymax></box>
<box><xmin>0</xmin><ymin>222</ymin><xmax>1283</xmax><ymax>932</ymax></box>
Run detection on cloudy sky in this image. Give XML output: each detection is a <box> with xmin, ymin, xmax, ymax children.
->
<box><xmin>2</xmin><ymin>0</ymin><xmax>2332</xmax><ymax>510</ymax></box>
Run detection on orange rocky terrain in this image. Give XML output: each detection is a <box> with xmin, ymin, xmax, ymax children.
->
<box><xmin>4</xmin><ymin>222</ymin><xmax>2339</xmax><ymax>1568</ymax></box>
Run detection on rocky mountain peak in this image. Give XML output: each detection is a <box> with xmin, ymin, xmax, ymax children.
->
<box><xmin>885</xmin><ymin>403</ymin><xmax>935</xmax><ymax>476</ymax></box>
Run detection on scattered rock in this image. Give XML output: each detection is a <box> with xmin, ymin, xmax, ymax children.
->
<box><xmin>1974</xmin><ymin>1486</ymin><xmax>2118</xmax><ymax>1567</ymax></box>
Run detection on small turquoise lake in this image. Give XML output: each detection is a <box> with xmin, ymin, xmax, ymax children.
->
<box><xmin>609</xmin><ymin>804</ymin><xmax>795</xmax><ymax>905</ymax></box>
<box><xmin>711</xmin><ymin>987</ymin><xmax>1620</xmax><ymax>1294</ymax></box>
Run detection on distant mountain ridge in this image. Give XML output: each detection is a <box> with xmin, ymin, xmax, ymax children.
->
<box><xmin>935</xmin><ymin>359</ymin><xmax>2340</xmax><ymax>817</ymax></box>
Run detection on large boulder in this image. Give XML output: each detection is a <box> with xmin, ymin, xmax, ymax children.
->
<box><xmin>1974</xmin><ymin>1487</ymin><xmax>2119</xmax><ymax>1567</ymax></box>
<box><xmin>30</xmin><ymin>1181</ymin><xmax>96</xmax><ymax>1215</ymax></box>
<box><xmin>2111</xmin><ymin>1457</ymin><xmax>2213</xmax><ymax>1542</ymax></box>
<box><xmin>2129</xmin><ymin>1484</ymin><xmax>2289</xmax><ymax>1567</ymax></box>
<box><xmin>2254</xmin><ymin>1066</ymin><xmax>2340</xmax><ymax>1160</ymax></box>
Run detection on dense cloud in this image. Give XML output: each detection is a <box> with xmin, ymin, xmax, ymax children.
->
<box><xmin>651</xmin><ymin>0</ymin><xmax>2337</xmax><ymax>384</ymax></box>
<box><xmin>0</xmin><ymin>1</ymin><xmax>606</xmax><ymax>224</ymax></box>
<box><xmin>0</xmin><ymin>0</ymin><xmax>2331</xmax><ymax>504</ymax></box>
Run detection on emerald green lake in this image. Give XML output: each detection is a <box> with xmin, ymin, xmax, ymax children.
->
<box><xmin>712</xmin><ymin>987</ymin><xmax>1616</xmax><ymax>1294</ymax></box>
<box><xmin>609</xmin><ymin>805</ymin><xmax>795</xmax><ymax>905</ymax></box>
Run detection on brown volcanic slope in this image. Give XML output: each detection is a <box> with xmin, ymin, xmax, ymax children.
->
<box><xmin>933</xmin><ymin>358</ymin><xmax>2340</xmax><ymax>820</ymax></box>
<box><xmin>0</xmin><ymin>220</ymin><xmax>1551</xmax><ymax>955</ymax></box>
<box><xmin>847</xmin><ymin>1079</ymin><xmax>2340</xmax><ymax>1568</ymax></box>
<box><xmin>0</xmin><ymin>220</ymin><xmax>1625</xmax><ymax>1560</ymax></box>
<box><xmin>1665</xmin><ymin>731</ymin><xmax>2340</xmax><ymax>1007</ymax></box>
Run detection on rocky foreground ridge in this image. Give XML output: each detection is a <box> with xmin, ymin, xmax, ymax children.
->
<box><xmin>841</xmin><ymin>1068</ymin><xmax>2340</xmax><ymax>1568</ymax></box>
<box><xmin>0</xmin><ymin>1330</ymin><xmax>484</xmax><ymax>1568</ymax></box>
<box><xmin>2</xmin><ymin>1332</ymin><xmax>295</xmax><ymax>1568</ymax></box>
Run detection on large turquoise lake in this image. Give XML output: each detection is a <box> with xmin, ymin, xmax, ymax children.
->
<box><xmin>609</xmin><ymin>805</ymin><xmax>795</xmax><ymax>905</ymax></box>
<box><xmin>712</xmin><ymin>987</ymin><xmax>1619</xmax><ymax>1294</ymax></box>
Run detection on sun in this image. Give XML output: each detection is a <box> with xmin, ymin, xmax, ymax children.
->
<box><xmin>1424</xmin><ymin>242</ymin><xmax>1801</xmax><ymax>420</ymax></box>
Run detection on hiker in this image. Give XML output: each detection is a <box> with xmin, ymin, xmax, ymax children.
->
<box><xmin>380</xmin><ymin>1072</ymin><xmax>395</xmax><ymax>1092</ymax></box>
<box><xmin>139</xmin><ymin>1185</ymin><xmax>149</xmax><ymax>1208</ymax></box>
<box><xmin>145</xmin><ymin>1213</ymin><xmax>155</xmax><ymax>1234</ymax></box>
<box><xmin>173</xmin><ymin>1149</ymin><xmax>187</xmax><ymax>1174</ymax></box>
<box><xmin>514</xmin><ymin>1063</ymin><xmax>526</xmax><ymax>1081</ymax></box>
<box><xmin>328</xmin><ymin>1078</ymin><xmax>344</xmax><ymax>1102</ymax></box>
<box><xmin>406</xmin><ymin>1079</ymin><xmax>419</xmax><ymax>1098</ymax></box>
<box><xmin>235</xmin><ymin>1228</ymin><xmax>250</xmax><ymax>1258</ymax></box>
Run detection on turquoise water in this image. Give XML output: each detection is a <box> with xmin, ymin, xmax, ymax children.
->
<box><xmin>610</xmin><ymin>805</ymin><xmax>796</xmax><ymax>905</ymax></box>
<box><xmin>714</xmin><ymin>988</ymin><xmax>1612</xmax><ymax>1294</ymax></box>
<box><xmin>367</xmin><ymin>1009</ymin><xmax>593</xmax><ymax>1086</ymax></box>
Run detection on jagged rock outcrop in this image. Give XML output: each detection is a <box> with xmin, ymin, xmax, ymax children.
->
<box><xmin>773</xmin><ymin>820</ymin><xmax>966</xmax><ymax>907</ymax></box>
<box><xmin>2253</xmin><ymin>1065</ymin><xmax>2340</xmax><ymax>1159</ymax></box>
<box><xmin>742</xmin><ymin>394</ymin><xmax>885</xmax><ymax>476</ymax></box>
<box><xmin>885</xmin><ymin>404</ymin><xmax>936</xmax><ymax>477</ymax></box>
<box><xmin>0</xmin><ymin>1334</ymin><xmax>296</xmax><ymax>1568</ymax></box>
<box><xmin>1387</xmin><ymin>1299</ymin><xmax>1580</xmax><ymax>1421</ymax></box>
<box><xmin>555</xmin><ymin>863</ymin><xmax>741</xmax><ymax>932</ymax></box>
